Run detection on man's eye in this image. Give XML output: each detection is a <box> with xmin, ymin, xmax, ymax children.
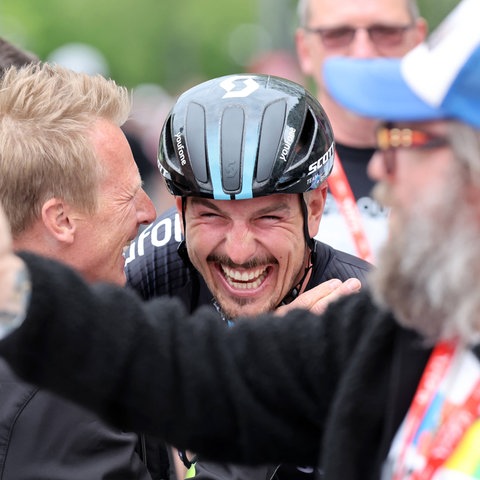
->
<box><xmin>260</xmin><ymin>215</ymin><xmax>281</xmax><ymax>221</ymax></box>
<box><xmin>200</xmin><ymin>212</ymin><xmax>220</xmax><ymax>218</ymax></box>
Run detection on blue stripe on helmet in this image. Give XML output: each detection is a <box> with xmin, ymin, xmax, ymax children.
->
<box><xmin>235</xmin><ymin>122</ymin><xmax>257</xmax><ymax>199</ymax></box>
<box><xmin>206</xmin><ymin>123</ymin><xmax>230</xmax><ymax>200</ymax></box>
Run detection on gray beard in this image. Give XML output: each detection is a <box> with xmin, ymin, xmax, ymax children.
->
<box><xmin>369</xmin><ymin>179</ymin><xmax>480</xmax><ymax>345</ymax></box>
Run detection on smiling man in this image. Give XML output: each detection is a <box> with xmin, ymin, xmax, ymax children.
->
<box><xmin>126</xmin><ymin>74</ymin><xmax>369</xmax><ymax>321</ymax></box>
<box><xmin>125</xmin><ymin>73</ymin><xmax>369</xmax><ymax>479</ymax></box>
<box><xmin>0</xmin><ymin>62</ymin><xmax>157</xmax><ymax>479</ymax></box>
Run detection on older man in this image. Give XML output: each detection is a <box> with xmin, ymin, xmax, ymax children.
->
<box><xmin>0</xmin><ymin>62</ymin><xmax>157</xmax><ymax>479</ymax></box>
<box><xmin>295</xmin><ymin>0</ymin><xmax>427</xmax><ymax>260</ymax></box>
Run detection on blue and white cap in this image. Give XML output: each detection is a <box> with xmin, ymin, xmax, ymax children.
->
<box><xmin>323</xmin><ymin>0</ymin><xmax>480</xmax><ymax>127</ymax></box>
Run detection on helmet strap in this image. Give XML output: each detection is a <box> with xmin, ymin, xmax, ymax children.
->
<box><xmin>177</xmin><ymin>197</ymin><xmax>192</xmax><ymax>268</ymax></box>
<box><xmin>278</xmin><ymin>195</ymin><xmax>317</xmax><ymax>305</ymax></box>
<box><xmin>300</xmin><ymin>193</ymin><xmax>316</xmax><ymax>252</ymax></box>
<box><xmin>177</xmin><ymin>197</ymin><xmax>202</xmax><ymax>312</ymax></box>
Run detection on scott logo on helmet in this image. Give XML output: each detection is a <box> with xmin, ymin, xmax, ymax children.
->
<box><xmin>220</xmin><ymin>76</ymin><xmax>259</xmax><ymax>99</ymax></box>
<box><xmin>308</xmin><ymin>143</ymin><xmax>334</xmax><ymax>175</ymax></box>
<box><xmin>174</xmin><ymin>132</ymin><xmax>187</xmax><ymax>166</ymax></box>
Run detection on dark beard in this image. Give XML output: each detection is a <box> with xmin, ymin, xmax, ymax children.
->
<box><xmin>369</xmin><ymin>179</ymin><xmax>480</xmax><ymax>345</ymax></box>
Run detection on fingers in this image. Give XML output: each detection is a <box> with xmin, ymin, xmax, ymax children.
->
<box><xmin>308</xmin><ymin>278</ymin><xmax>361</xmax><ymax>315</ymax></box>
<box><xmin>276</xmin><ymin>278</ymin><xmax>361</xmax><ymax>316</ymax></box>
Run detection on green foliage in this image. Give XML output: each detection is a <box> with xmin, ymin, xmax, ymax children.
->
<box><xmin>0</xmin><ymin>0</ymin><xmax>460</xmax><ymax>94</ymax></box>
<box><xmin>0</xmin><ymin>0</ymin><xmax>258</xmax><ymax>92</ymax></box>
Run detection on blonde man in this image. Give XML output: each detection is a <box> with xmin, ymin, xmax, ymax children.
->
<box><xmin>0</xmin><ymin>62</ymin><xmax>157</xmax><ymax>479</ymax></box>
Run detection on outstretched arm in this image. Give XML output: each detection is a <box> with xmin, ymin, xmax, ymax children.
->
<box><xmin>0</xmin><ymin>203</ymin><xmax>364</xmax><ymax>469</ymax></box>
<box><xmin>0</xmin><ymin>258</ymin><xmax>329</xmax><ymax>467</ymax></box>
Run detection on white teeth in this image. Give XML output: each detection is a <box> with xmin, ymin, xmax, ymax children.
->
<box><xmin>221</xmin><ymin>265</ymin><xmax>268</xmax><ymax>290</ymax></box>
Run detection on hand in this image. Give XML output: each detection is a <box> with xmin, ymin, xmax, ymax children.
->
<box><xmin>0</xmin><ymin>202</ymin><xmax>30</xmax><ymax>337</ymax></box>
<box><xmin>276</xmin><ymin>278</ymin><xmax>361</xmax><ymax>316</ymax></box>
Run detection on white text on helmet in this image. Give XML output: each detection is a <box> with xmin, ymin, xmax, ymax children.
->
<box><xmin>308</xmin><ymin>143</ymin><xmax>334</xmax><ymax>175</ymax></box>
<box><xmin>175</xmin><ymin>132</ymin><xmax>187</xmax><ymax>166</ymax></box>
<box><xmin>279</xmin><ymin>127</ymin><xmax>296</xmax><ymax>162</ymax></box>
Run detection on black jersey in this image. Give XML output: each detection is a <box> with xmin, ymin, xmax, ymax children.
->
<box><xmin>125</xmin><ymin>206</ymin><xmax>372</xmax><ymax>312</ymax></box>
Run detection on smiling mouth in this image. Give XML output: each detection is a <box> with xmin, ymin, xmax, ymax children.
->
<box><xmin>220</xmin><ymin>265</ymin><xmax>269</xmax><ymax>290</ymax></box>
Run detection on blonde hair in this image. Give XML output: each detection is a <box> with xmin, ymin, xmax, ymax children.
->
<box><xmin>0</xmin><ymin>63</ymin><xmax>131</xmax><ymax>236</ymax></box>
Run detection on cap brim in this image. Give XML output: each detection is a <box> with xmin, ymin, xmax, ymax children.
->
<box><xmin>323</xmin><ymin>57</ymin><xmax>446</xmax><ymax>123</ymax></box>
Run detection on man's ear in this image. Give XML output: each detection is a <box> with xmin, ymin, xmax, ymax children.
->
<box><xmin>306</xmin><ymin>184</ymin><xmax>328</xmax><ymax>238</ymax></box>
<box><xmin>175</xmin><ymin>196</ymin><xmax>183</xmax><ymax>214</ymax></box>
<box><xmin>41</xmin><ymin>198</ymin><xmax>76</xmax><ymax>244</ymax></box>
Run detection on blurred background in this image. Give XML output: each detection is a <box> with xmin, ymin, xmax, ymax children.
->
<box><xmin>0</xmin><ymin>0</ymin><xmax>460</xmax><ymax>211</ymax></box>
<box><xmin>0</xmin><ymin>0</ymin><xmax>460</xmax><ymax>92</ymax></box>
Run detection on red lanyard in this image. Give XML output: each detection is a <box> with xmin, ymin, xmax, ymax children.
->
<box><xmin>392</xmin><ymin>340</ymin><xmax>480</xmax><ymax>480</ymax></box>
<box><xmin>327</xmin><ymin>150</ymin><xmax>374</xmax><ymax>263</ymax></box>
<box><xmin>413</xmin><ymin>380</ymin><xmax>480</xmax><ymax>480</ymax></box>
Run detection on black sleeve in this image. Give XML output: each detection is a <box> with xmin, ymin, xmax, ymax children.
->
<box><xmin>0</xmin><ymin>362</ymin><xmax>152</xmax><ymax>480</ymax></box>
<box><xmin>0</xmin><ymin>252</ymin><xmax>372</xmax><ymax>467</ymax></box>
<box><xmin>192</xmin><ymin>461</ymin><xmax>277</xmax><ymax>480</ymax></box>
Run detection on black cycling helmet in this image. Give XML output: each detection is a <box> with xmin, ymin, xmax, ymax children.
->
<box><xmin>158</xmin><ymin>73</ymin><xmax>334</xmax><ymax>200</ymax></box>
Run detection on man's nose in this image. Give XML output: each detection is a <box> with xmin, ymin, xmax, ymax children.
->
<box><xmin>137</xmin><ymin>189</ymin><xmax>157</xmax><ymax>225</ymax></box>
<box><xmin>347</xmin><ymin>28</ymin><xmax>380</xmax><ymax>58</ymax></box>
<box><xmin>223</xmin><ymin>223</ymin><xmax>258</xmax><ymax>265</ymax></box>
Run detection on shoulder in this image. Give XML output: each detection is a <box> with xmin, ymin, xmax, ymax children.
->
<box><xmin>0</xmin><ymin>359</ymin><xmax>38</xmax><ymax>434</ymax></box>
<box><xmin>126</xmin><ymin>207</ymin><xmax>182</xmax><ymax>268</ymax></box>
<box><xmin>0</xmin><ymin>360</ymin><xmax>150</xmax><ymax>479</ymax></box>
<box><xmin>312</xmin><ymin>240</ymin><xmax>372</xmax><ymax>286</ymax></box>
<box><xmin>125</xmin><ymin>207</ymin><xmax>190</xmax><ymax>300</ymax></box>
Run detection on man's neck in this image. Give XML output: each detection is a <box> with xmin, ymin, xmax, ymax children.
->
<box><xmin>319</xmin><ymin>93</ymin><xmax>378</xmax><ymax>148</ymax></box>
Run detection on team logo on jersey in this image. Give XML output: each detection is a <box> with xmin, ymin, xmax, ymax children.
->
<box><xmin>220</xmin><ymin>76</ymin><xmax>259</xmax><ymax>98</ymax></box>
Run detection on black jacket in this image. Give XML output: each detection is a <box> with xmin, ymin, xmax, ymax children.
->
<box><xmin>1</xmin><ymin>252</ymin><xmax>443</xmax><ymax>480</ymax></box>
<box><xmin>0</xmin><ymin>358</ymin><xmax>152</xmax><ymax>479</ymax></box>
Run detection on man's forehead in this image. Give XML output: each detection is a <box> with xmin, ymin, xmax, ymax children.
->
<box><xmin>308</xmin><ymin>0</ymin><xmax>412</xmax><ymax>22</ymax></box>
<box><xmin>188</xmin><ymin>194</ymin><xmax>298</xmax><ymax>213</ymax></box>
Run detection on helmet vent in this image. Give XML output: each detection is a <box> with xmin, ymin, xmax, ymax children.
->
<box><xmin>186</xmin><ymin>102</ymin><xmax>208</xmax><ymax>183</ymax></box>
<box><xmin>221</xmin><ymin>107</ymin><xmax>244</xmax><ymax>193</ymax></box>
<box><xmin>257</xmin><ymin>100</ymin><xmax>287</xmax><ymax>182</ymax></box>
<box><xmin>160</xmin><ymin>115</ymin><xmax>179</xmax><ymax>171</ymax></box>
<box><xmin>290</xmin><ymin>107</ymin><xmax>316</xmax><ymax>168</ymax></box>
